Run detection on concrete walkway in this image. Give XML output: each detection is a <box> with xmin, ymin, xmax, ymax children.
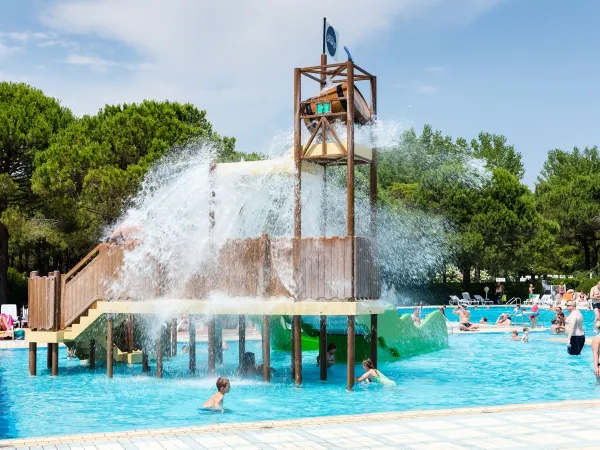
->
<box><xmin>2</xmin><ymin>399</ymin><xmax>600</xmax><ymax>449</ymax></box>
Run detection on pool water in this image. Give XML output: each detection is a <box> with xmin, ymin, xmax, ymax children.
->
<box><xmin>1</xmin><ymin>307</ymin><xmax>599</xmax><ymax>439</ymax></box>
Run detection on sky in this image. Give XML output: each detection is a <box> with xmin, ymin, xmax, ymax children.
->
<box><xmin>1</xmin><ymin>0</ymin><xmax>599</xmax><ymax>187</ymax></box>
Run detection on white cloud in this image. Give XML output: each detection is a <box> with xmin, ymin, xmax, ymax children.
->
<box><xmin>36</xmin><ymin>0</ymin><xmax>501</xmax><ymax>152</ymax></box>
<box><xmin>417</xmin><ymin>86</ymin><xmax>438</xmax><ymax>94</ymax></box>
<box><xmin>425</xmin><ymin>66</ymin><xmax>445</xmax><ymax>73</ymax></box>
<box><xmin>66</xmin><ymin>54</ymin><xmax>117</xmax><ymax>73</ymax></box>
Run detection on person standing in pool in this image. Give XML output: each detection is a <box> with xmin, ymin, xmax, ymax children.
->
<box><xmin>356</xmin><ymin>358</ymin><xmax>396</xmax><ymax>387</ymax></box>
<box><xmin>565</xmin><ymin>301</ymin><xmax>585</xmax><ymax>355</ymax></box>
<box><xmin>203</xmin><ymin>377</ymin><xmax>230</xmax><ymax>412</ymax></box>
<box><xmin>592</xmin><ymin>334</ymin><xmax>600</xmax><ymax>379</ymax></box>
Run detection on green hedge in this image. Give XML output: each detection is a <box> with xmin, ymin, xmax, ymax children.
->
<box><xmin>7</xmin><ymin>267</ymin><xmax>28</xmax><ymax>309</ymax></box>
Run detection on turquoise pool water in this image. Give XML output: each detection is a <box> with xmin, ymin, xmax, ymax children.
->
<box><xmin>1</xmin><ymin>307</ymin><xmax>599</xmax><ymax>439</ymax></box>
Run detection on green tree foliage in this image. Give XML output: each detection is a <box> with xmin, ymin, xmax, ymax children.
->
<box><xmin>32</xmin><ymin>100</ymin><xmax>257</xmax><ymax>255</ymax></box>
<box><xmin>0</xmin><ymin>82</ymin><xmax>74</xmax><ymax>303</ymax></box>
<box><xmin>379</xmin><ymin>125</ymin><xmax>541</xmax><ymax>289</ymax></box>
<box><xmin>535</xmin><ymin>146</ymin><xmax>600</xmax><ymax>272</ymax></box>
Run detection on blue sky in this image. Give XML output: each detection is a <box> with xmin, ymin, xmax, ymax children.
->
<box><xmin>1</xmin><ymin>0</ymin><xmax>598</xmax><ymax>187</ymax></box>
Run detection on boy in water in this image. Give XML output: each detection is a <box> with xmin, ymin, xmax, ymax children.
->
<box><xmin>522</xmin><ymin>327</ymin><xmax>529</xmax><ymax>343</ymax></box>
<box><xmin>511</xmin><ymin>330</ymin><xmax>519</xmax><ymax>341</ymax></box>
<box><xmin>203</xmin><ymin>377</ymin><xmax>230</xmax><ymax>412</ymax></box>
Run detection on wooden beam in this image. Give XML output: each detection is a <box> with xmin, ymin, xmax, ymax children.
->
<box><xmin>301</xmin><ymin>71</ymin><xmax>322</xmax><ymax>83</ymax></box>
<box><xmin>293</xmin><ymin>315</ymin><xmax>302</xmax><ymax>386</ymax></box>
<box><xmin>319</xmin><ymin>315</ymin><xmax>327</xmax><ymax>381</ymax></box>
<box><xmin>262</xmin><ymin>315</ymin><xmax>271</xmax><ymax>382</ymax></box>
<box><xmin>107</xmin><ymin>316</ymin><xmax>114</xmax><ymax>379</ymax></box>
<box><xmin>29</xmin><ymin>342</ymin><xmax>37</xmax><ymax>376</ymax></box>
<box><xmin>347</xmin><ymin>315</ymin><xmax>355</xmax><ymax>391</ymax></box>
<box><xmin>89</xmin><ymin>339</ymin><xmax>95</xmax><ymax>370</ymax></box>
<box><xmin>370</xmin><ymin>314</ymin><xmax>378</xmax><ymax>369</ymax></box>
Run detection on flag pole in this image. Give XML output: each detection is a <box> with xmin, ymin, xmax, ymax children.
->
<box><xmin>322</xmin><ymin>17</ymin><xmax>326</xmax><ymax>55</ymax></box>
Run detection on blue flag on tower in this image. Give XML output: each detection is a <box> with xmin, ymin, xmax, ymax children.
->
<box><xmin>323</xmin><ymin>19</ymin><xmax>340</xmax><ymax>62</ymax></box>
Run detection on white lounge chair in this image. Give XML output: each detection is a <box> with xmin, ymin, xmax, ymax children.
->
<box><xmin>462</xmin><ymin>292</ymin><xmax>477</xmax><ymax>305</ymax></box>
<box><xmin>449</xmin><ymin>295</ymin><xmax>461</xmax><ymax>305</ymax></box>
<box><xmin>474</xmin><ymin>294</ymin><xmax>493</xmax><ymax>305</ymax></box>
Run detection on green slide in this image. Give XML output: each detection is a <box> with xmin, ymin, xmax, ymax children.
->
<box><xmin>270</xmin><ymin>309</ymin><xmax>448</xmax><ymax>362</ymax></box>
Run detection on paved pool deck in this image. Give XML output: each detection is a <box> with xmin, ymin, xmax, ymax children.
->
<box><xmin>2</xmin><ymin>399</ymin><xmax>600</xmax><ymax>450</ymax></box>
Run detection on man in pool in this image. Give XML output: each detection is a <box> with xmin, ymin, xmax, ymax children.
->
<box><xmin>592</xmin><ymin>334</ymin><xmax>600</xmax><ymax>380</ymax></box>
<box><xmin>452</xmin><ymin>305</ymin><xmax>479</xmax><ymax>331</ymax></box>
<box><xmin>202</xmin><ymin>377</ymin><xmax>230</xmax><ymax>412</ymax></box>
<box><xmin>565</xmin><ymin>301</ymin><xmax>585</xmax><ymax>355</ymax></box>
<box><xmin>591</xmin><ymin>281</ymin><xmax>600</xmax><ymax>331</ymax></box>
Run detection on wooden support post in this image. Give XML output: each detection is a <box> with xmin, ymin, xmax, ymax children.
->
<box><xmin>293</xmin><ymin>67</ymin><xmax>302</xmax><ymax>239</ymax></box>
<box><xmin>347</xmin><ymin>61</ymin><xmax>356</xmax><ymax>300</ymax></box>
<box><xmin>215</xmin><ymin>317</ymin><xmax>223</xmax><ymax>364</ymax></box>
<box><xmin>347</xmin><ymin>315</ymin><xmax>355</xmax><ymax>391</ymax></box>
<box><xmin>208</xmin><ymin>316</ymin><xmax>215</xmax><ymax>375</ymax></box>
<box><xmin>171</xmin><ymin>318</ymin><xmax>177</xmax><ymax>356</ymax></box>
<box><xmin>262</xmin><ymin>315</ymin><xmax>271</xmax><ymax>382</ymax></box>
<box><xmin>319</xmin><ymin>315</ymin><xmax>327</xmax><ymax>381</ymax></box>
<box><xmin>369</xmin><ymin>75</ymin><xmax>378</xmax><ymax>236</ymax></box>
<box><xmin>89</xmin><ymin>339</ymin><xmax>96</xmax><ymax>370</ymax></box>
<box><xmin>370</xmin><ymin>314</ymin><xmax>378</xmax><ymax>369</ymax></box>
<box><xmin>293</xmin><ymin>315</ymin><xmax>302</xmax><ymax>386</ymax></box>
<box><xmin>142</xmin><ymin>350</ymin><xmax>150</xmax><ymax>372</ymax></box>
<box><xmin>291</xmin><ymin>318</ymin><xmax>296</xmax><ymax>380</ymax></box>
<box><xmin>53</xmin><ymin>270</ymin><xmax>61</xmax><ymax>332</ymax></box>
<box><xmin>156</xmin><ymin>335</ymin><xmax>163</xmax><ymax>379</ymax></box>
<box><xmin>29</xmin><ymin>342</ymin><xmax>37</xmax><ymax>376</ymax></box>
<box><xmin>238</xmin><ymin>315</ymin><xmax>246</xmax><ymax>370</ymax></box>
<box><xmin>51</xmin><ymin>343</ymin><xmax>58</xmax><ymax>376</ymax></box>
<box><xmin>107</xmin><ymin>316</ymin><xmax>114</xmax><ymax>379</ymax></box>
<box><xmin>189</xmin><ymin>315</ymin><xmax>196</xmax><ymax>373</ymax></box>
<box><xmin>126</xmin><ymin>314</ymin><xmax>135</xmax><ymax>353</ymax></box>
<box><xmin>47</xmin><ymin>344</ymin><xmax>53</xmax><ymax>369</ymax></box>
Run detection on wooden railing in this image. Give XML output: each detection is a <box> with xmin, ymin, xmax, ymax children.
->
<box><xmin>28</xmin><ymin>236</ymin><xmax>380</xmax><ymax>332</ymax></box>
<box><xmin>61</xmin><ymin>244</ymin><xmax>124</xmax><ymax>328</ymax></box>
<box><xmin>28</xmin><ymin>271</ymin><xmax>60</xmax><ymax>331</ymax></box>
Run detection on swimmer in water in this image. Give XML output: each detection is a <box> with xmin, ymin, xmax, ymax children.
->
<box><xmin>202</xmin><ymin>377</ymin><xmax>230</xmax><ymax>412</ymax></box>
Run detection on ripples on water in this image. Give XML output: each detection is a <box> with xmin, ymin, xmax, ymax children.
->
<box><xmin>2</xmin><ymin>309</ymin><xmax>599</xmax><ymax>439</ymax></box>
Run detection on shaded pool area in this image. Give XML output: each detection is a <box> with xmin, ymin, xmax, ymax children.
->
<box><xmin>2</xmin><ymin>308</ymin><xmax>599</xmax><ymax>439</ymax></box>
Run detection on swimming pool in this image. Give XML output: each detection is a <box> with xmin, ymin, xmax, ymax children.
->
<box><xmin>1</xmin><ymin>307</ymin><xmax>599</xmax><ymax>439</ymax></box>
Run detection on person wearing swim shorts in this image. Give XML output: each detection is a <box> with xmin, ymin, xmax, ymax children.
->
<box><xmin>592</xmin><ymin>334</ymin><xmax>600</xmax><ymax>380</ymax></box>
<box><xmin>452</xmin><ymin>305</ymin><xmax>479</xmax><ymax>331</ymax></box>
<box><xmin>565</xmin><ymin>301</ymin><xmax>585</xmax><ymax>355</ymax></box>
<box><xmin>591</xmin><ymin>281</ymin><xmax>600</xmax><ymax>330</ymax></box>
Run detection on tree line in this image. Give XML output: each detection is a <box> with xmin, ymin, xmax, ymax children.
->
<box><xmin>1</xmin><ymin>82</ymin><xmax>599</xmax><ymax>304</ymax></box>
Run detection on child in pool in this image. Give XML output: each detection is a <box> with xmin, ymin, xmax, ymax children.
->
<box><xmin>202</xmin><ymin>377</ymin><xmax>230</xmax><ymax>412</ymax></box>
<box><xmin>522</xmin><ymin>328</ymin><xmax>529</xmax><ymax>343</ymax></box>
<box><xmin>356</xmin><ymin>358</ymin><xmax>396</xmax><ymax>387</ymax></box>
<box><xmin>510</xmin><ymin>330</ymin><xmax>520</xmax><ymax>341</ymax></box>
<box><xmin>316</xmin><ymin>343</ymin><xmax>337</xmax><ymax>368</ymax></box>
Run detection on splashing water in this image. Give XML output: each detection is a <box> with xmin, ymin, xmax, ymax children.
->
<box><xmin>105</xmin><ymin>121</ymin><xmax>490</xmax><ymax>315</ymax></box>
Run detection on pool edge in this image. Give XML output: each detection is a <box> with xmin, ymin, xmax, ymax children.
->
<box><xmin>3</xmin><ymin>398</ymin><xmax>600</xmax><ymax>447</ymax></box>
